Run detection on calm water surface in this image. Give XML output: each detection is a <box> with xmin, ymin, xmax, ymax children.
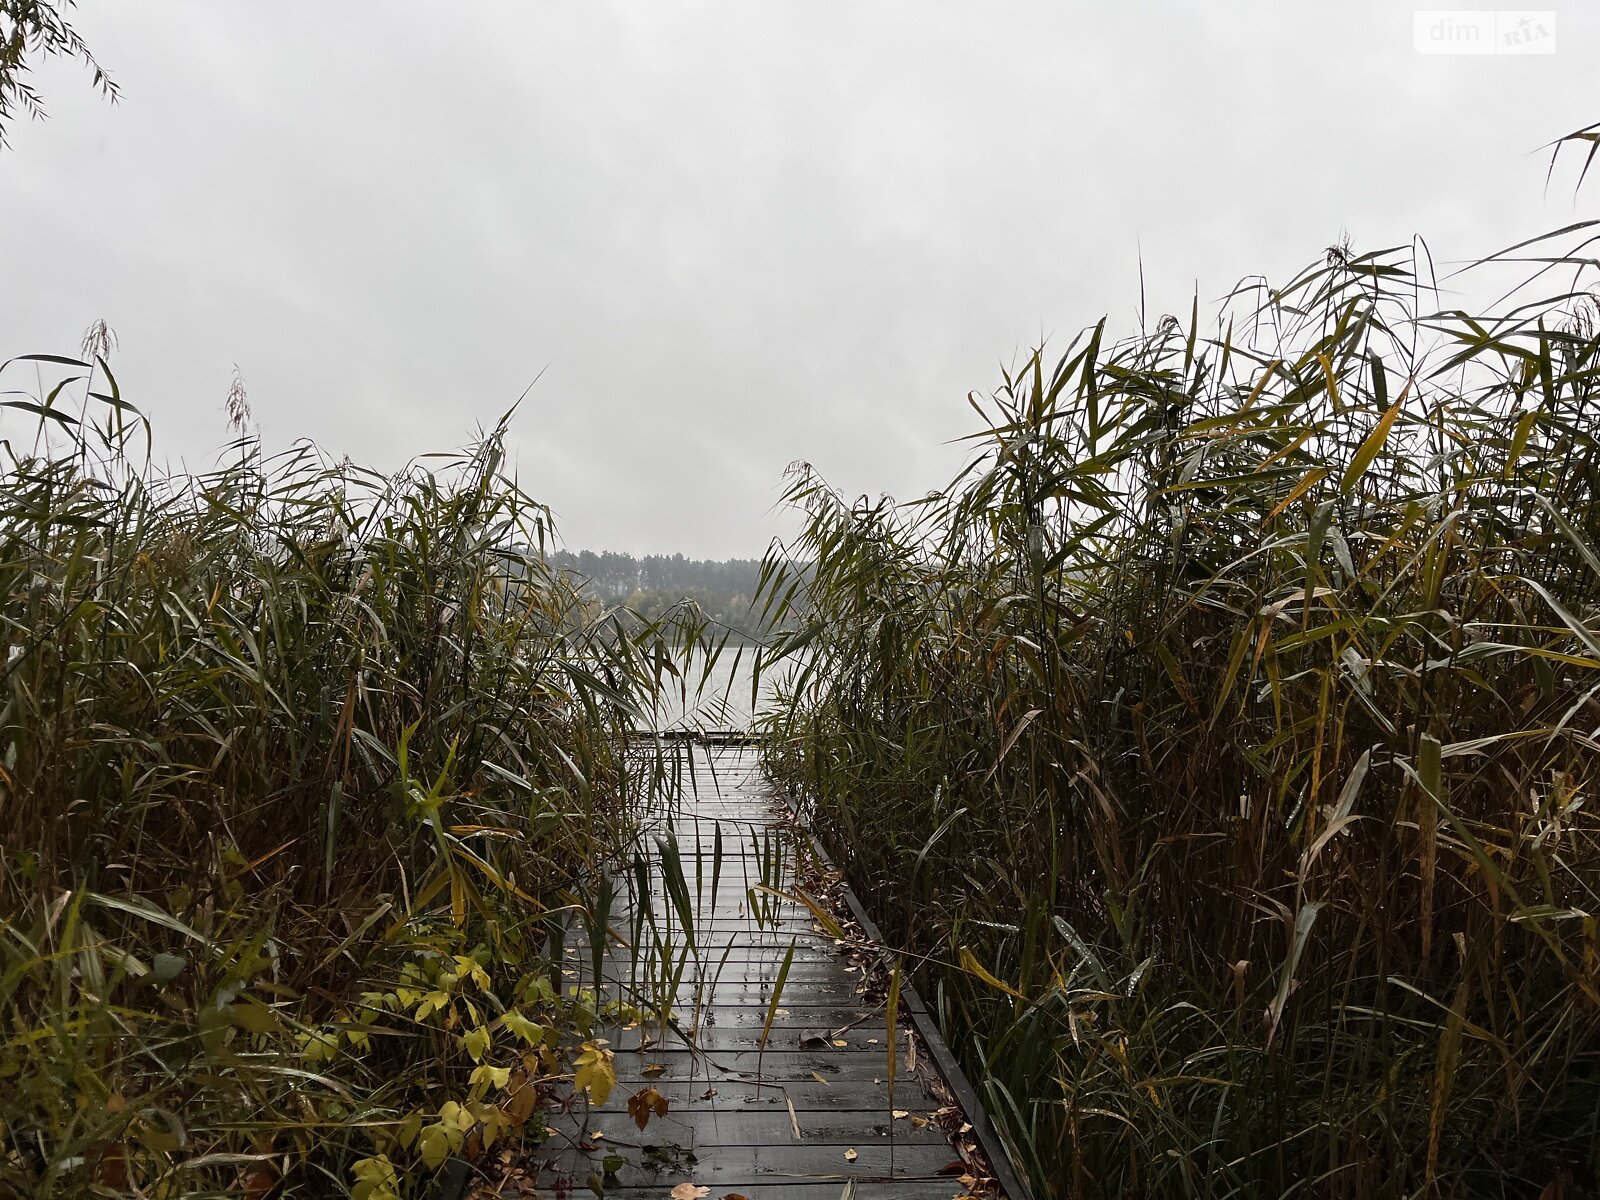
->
<box><xmin>647</xmin><ymin>648</ymin><xmax>779</xmax><ymax>731</ymax></box>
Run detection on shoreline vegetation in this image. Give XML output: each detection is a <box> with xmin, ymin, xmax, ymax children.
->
<box><xmin>753</xmin><ymin>125</ymin><xmax>1600</xmax><ymax>1198</ymax></box>
<box><xmin>0</xmin><ymin>390</ymin><xmax>725</xmax><ymax>1198</ymax></box>
<box><xmin>3</xmin><ymin>53</ymin><xmax>1597</xmax><ymax>1194</ymax></box>
<box><xmin>550</xmin><ymin>550</ymin><xmax>775</xmax><ymax>646</ymax></box>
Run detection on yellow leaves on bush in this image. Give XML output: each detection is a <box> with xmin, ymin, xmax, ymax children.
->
<box><xmin>416</xmin><ymin>1125</ymin><xmax>451</xmax><ymax>1172</ymax></box>
<box><xmin>414</xmin><ymin>989</ymin><xmax>453</xmax><ymax>1021</ymax></box>
<box><xmin>298</xmin><ymin>1028</ymin><xmax>339</xmax><ymax>1064</ymax></box>
<box><xmin>469</xmin><ymin>1064</ymin><xmax>511</xmax><ymax>1092</ymax></box>
<box><xmin>573</xmin><ymin>1039</ymin><xmax>616</xmax><ymax>1107</ymax></box>
<box><xmin>504</xmin><ymin>1070</ymin><xmax>540</xmax><ymax>1128</ymax></box>
<box><xmin>500</xmin><ymin>1008</ymin><xmax>545</xmax><ymax>1046</ymax></box>
<box><xmin>444</xmin><ymin>954</ymin><xmax>491</xmax><ymax>992</ymax></box>
<box><xmin>350</xmin><ymin>1155</ymin><xmax>402</xmax><ymax>1200</ymax></box>
<box><xmin>417</xmin><ymin>1100</ymin><xmax>477</xmax><ymax>1170</ymax></box>
<box><xmin>225</xmin><ymin>997</ymin><xmax>279</xmax><ymax>1036</ymax></box>
<box><xmin>461</xmin><ymin>1026</ymin><xmax>492</xmax><ymax>1062</ymax></box>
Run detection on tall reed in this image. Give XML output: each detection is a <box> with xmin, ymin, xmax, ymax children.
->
<box><xmin>757</xmin><ymin>148</ymin><xmax>1600</xmax><ymax>1196</ymax></box>
<box><xmin>0</xmin><ymin>365</ymin><xmax>702</xmax><ymax>1197</ymax></box>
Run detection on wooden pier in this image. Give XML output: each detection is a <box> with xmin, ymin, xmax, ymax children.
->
<box><xmin>503</xmin><ymin>744</ymin><xmax>1019</xmax><ymax>1200</ymax></box>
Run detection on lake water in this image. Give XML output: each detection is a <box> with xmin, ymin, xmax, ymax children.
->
<box><xmin>647</xmin><ymin>647</ymin><xmax>782</xmax><ymax>732</ymax></box>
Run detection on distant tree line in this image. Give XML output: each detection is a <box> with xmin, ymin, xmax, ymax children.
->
<box><xmin>549</xmin><ymin>549</ymin><xmax>792</xmax><ymax>642</ymax></box>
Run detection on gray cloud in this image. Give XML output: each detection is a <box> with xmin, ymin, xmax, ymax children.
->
<box><xmin>2</xmin><ymin>1</ymin><xmax>1593</xmax><ymax>556</ymax></box>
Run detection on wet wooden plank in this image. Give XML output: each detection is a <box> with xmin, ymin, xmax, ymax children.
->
<box><xmin>538</xmin><ymin>1140</ymin><xmax>957</xmax><ymax>1186</ymax></box>
<box><xmin>590</xmin><ymin>960</ymin><xmax>875</xmax><ymax>985</ymax></box>
<box><xmin>526</xmin><ymin>746</ymin><xmax>985</xmax><ymax>1199</ymax></box>
<box><xmin>592</xmin><ymin>941</ymin><xmax>854</xmax><ymax>960</ymax></box>
<box><xmin>559</xmin><ymin>1187</ymin><xmax>968</xmax><ymax>1200</ymax></box>
<box><xmin>602</xmin><ymin>1077</ymin><xmax>939</xmax><ymax>1110</ymax></box>
<box><xmin>609</xmin><ymin>1050</ymin><xmax>912</xmax><ymax>1083</ymax></box>
<box><xmin>574</xmin><ymin>1108</ymin><xmax>949</xmax><ymax>1145</ymax></box>
<box><xmin>580</xmin><ymin>980</ymin><xmax>875</xmax><ymax>1007</ymax></box>
<box><xmin>609</xmin><ymin>1025</ymin><xmax>900</xmax><ymax>1053</ymax></box>
<box><xmin>652</xmin><ymin>1003</ymin><xmax>886</xmax><ymax>1028</ymax></box>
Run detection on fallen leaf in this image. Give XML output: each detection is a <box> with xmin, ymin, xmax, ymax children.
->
<box><xmin>721</xmin><ymin>1194</ymin><xmax>753</xmax><ymax>1200</ymax></box>
<box><xmin>670</xmin><ymin>1186</ymin><xmax>710</xmax><ymax>1200</ymax></box>
<box><xmin>843</xmin><ymin>1148</ymin><xmax>858</xmax><ymax>1162</ymax></box>
<box><xmin>910</xmin><ymin>1116</ymin><xmax>929</xmax><ymax>1128</ymax></box>
<box><xmin>700</xmin><ymin>1086</ymin><xmax>718</xmax><ymax>1099</ymax></box>
<box><xmin>892</xmin><ymin>1109</ymin><xmax>910</xmax><ymax>1119</ymax></box>
<box><xmin>641</xmin><ymin>1062</ymin><xmax>667</xmax><ymax>1077</ymax></box>
<box><xmin>628</xmin><ymin>1085</ymin><xmax>669</xmax><ymax>1131</ymax></box>
<box><xmin>832</xmin><ymin>1039</ymin><xmax>848</xmax><ymax>1047</ymax></box>
<box><xmin>810</xmin><ymin>1071</ymin><xmax>830</xmax><ymax>1086</ymax></box>
<box><xmin>96</xmin><ymin>1143</ymin><xmax>130</xmax><ymax>1191</ymax></box>
<box><xmin>240</xmin><ymin>1164</ymin><xmax>276</xmax><ymax>1199</ymax></box>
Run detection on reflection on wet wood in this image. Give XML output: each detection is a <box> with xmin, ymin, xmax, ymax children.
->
<box><xmin>517</xmin><ymin>746</ymin><xmax>986</xmax><ymax>1200</ymax></box>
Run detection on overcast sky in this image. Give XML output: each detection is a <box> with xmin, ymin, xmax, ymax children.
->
<box><xmin>1</xmin><ymin>2</ymin><xmax>1593</xmax><ymax>557</ymax></box>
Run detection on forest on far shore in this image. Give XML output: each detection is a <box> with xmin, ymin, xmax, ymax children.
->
<box><xmin>550</xmin><ymin>549</ymin><xmax>775</xmax><ymax>641</ymax></box>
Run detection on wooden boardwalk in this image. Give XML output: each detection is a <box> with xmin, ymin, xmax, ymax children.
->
<box><xmin>522</xmin><ymin>745</ymin><xmax>995</xmax><ymax>1200</ymax></box>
